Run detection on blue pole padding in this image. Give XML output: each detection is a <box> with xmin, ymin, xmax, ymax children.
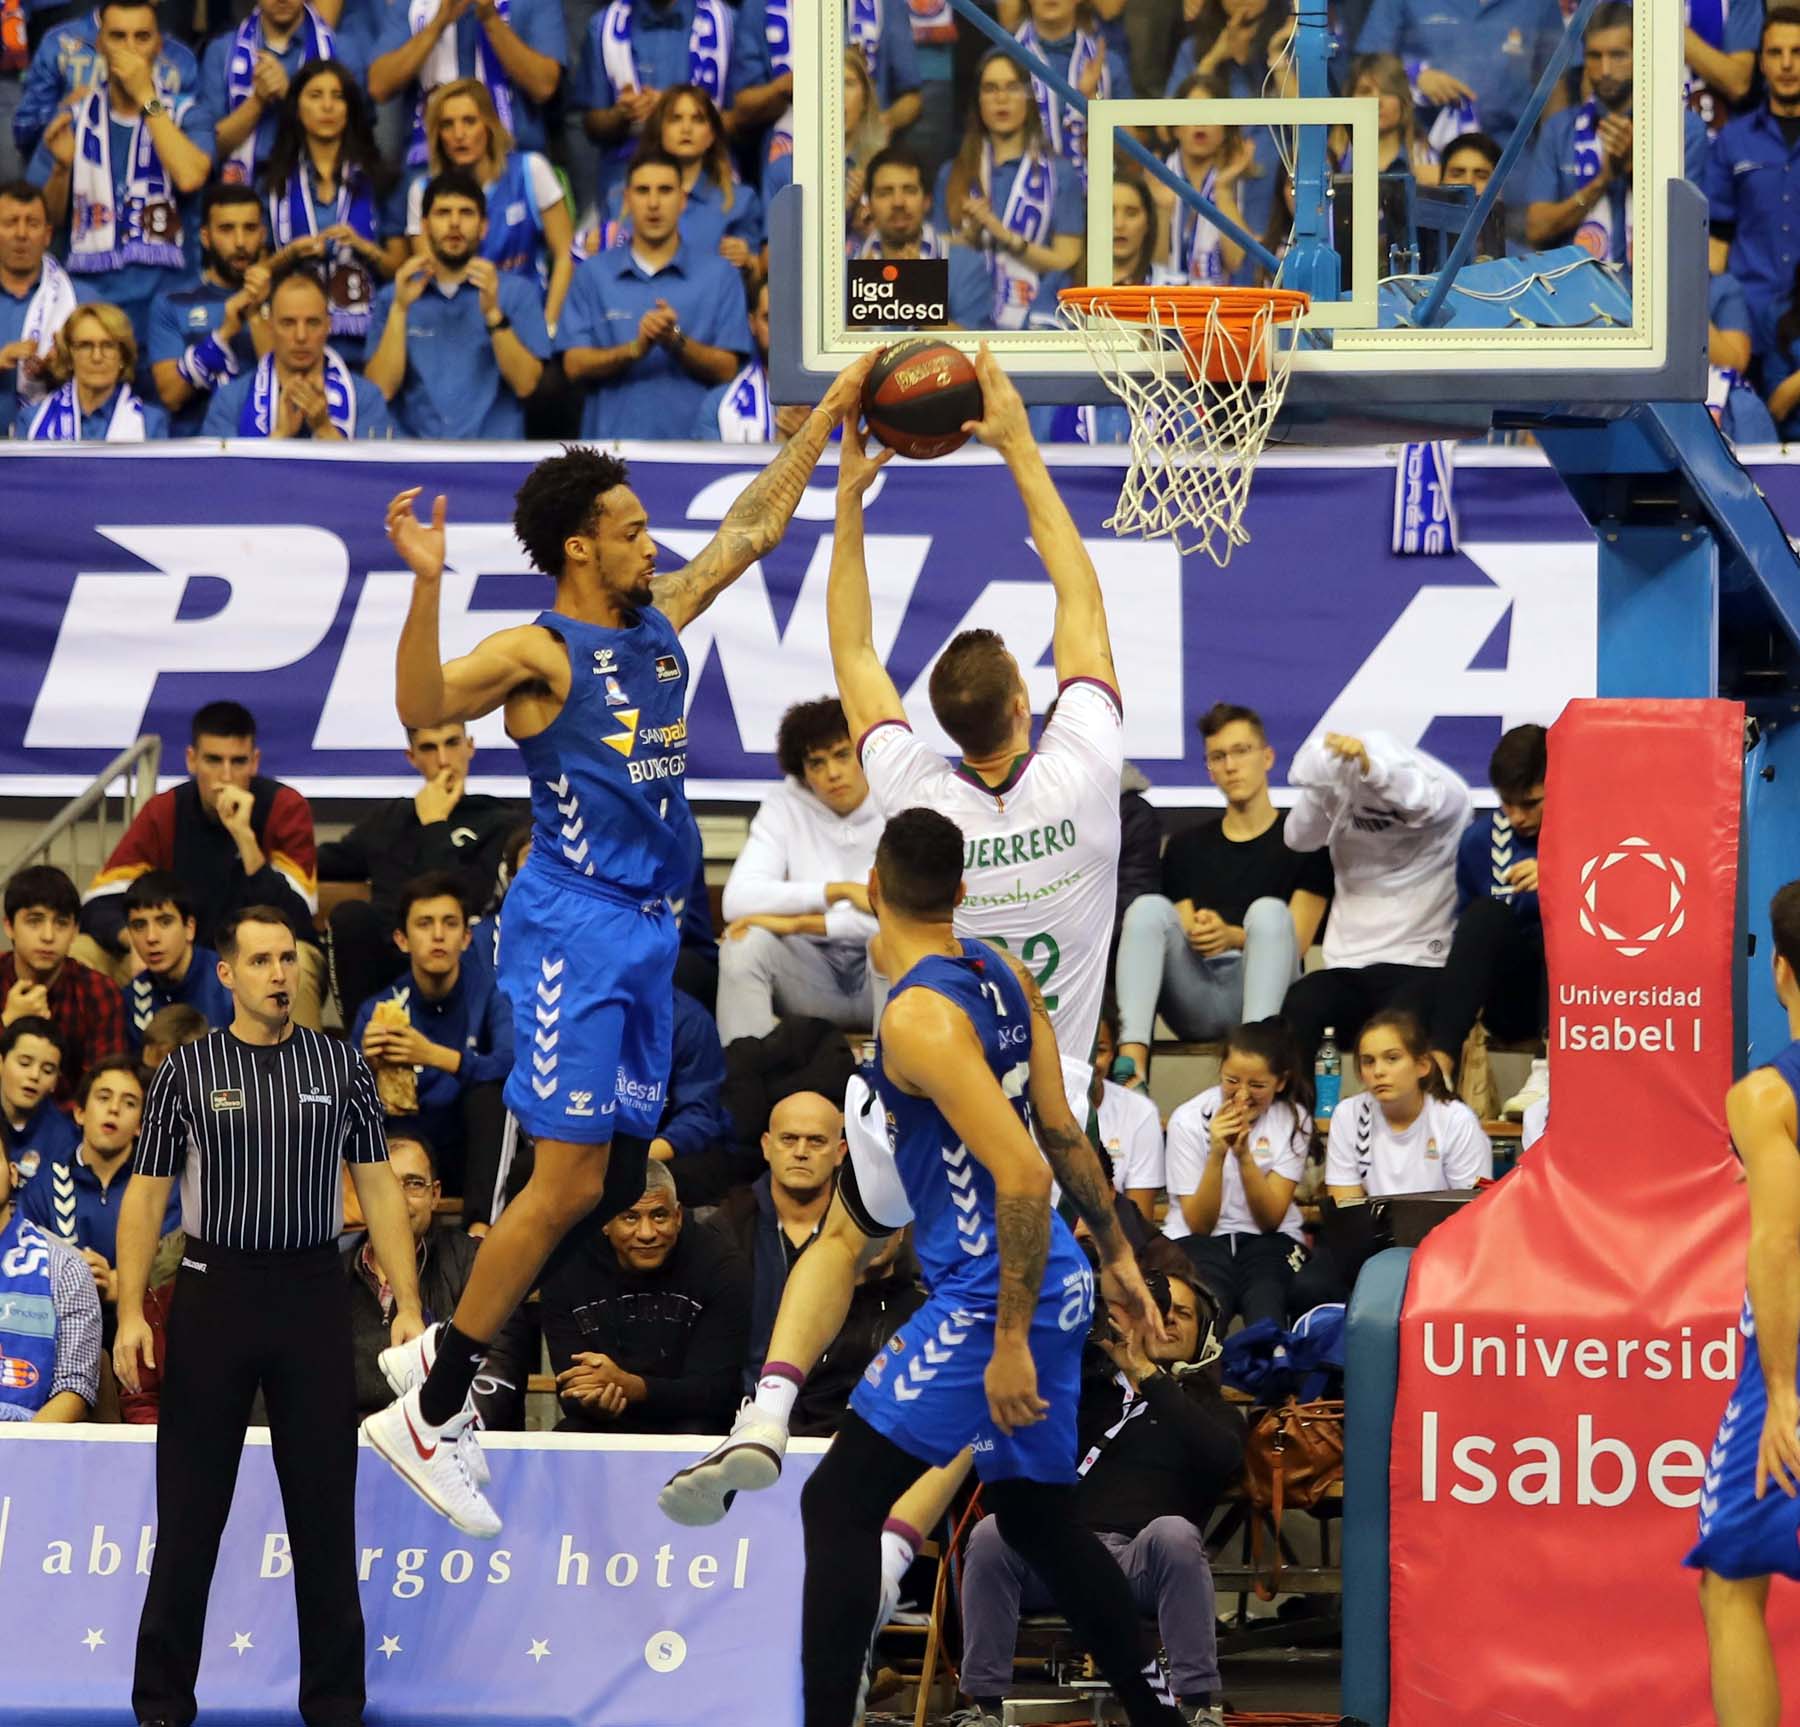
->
<box><xmin>1411</xmin><ymin>0</ymin><xmax>1602</xmax><ymax>328</ymax></box>
<box><xmin>942</xmin><ymin>0</ymin><xmax>1284</xmax><ymax>278</ymax></box>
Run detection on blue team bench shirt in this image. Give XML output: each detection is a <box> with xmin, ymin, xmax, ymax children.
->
<box><xmin>20</xmin><ymin>1144</ymin><xmax>182</xmax><ymax>1267</ymax></box>
<box><xmin>2</xmin><ymin>1099</ymin><xmax>79</xmax><ymax>1191</ymax></box>
<box><xmin>123</xmin><ymin>946</ymin><xmax>234</xmax><ymax>1047</ymax></box>
<box><xmin>1455</xmin><ymin>810</ymin><xmax>1540</xmax><ymax>925</ymax></box>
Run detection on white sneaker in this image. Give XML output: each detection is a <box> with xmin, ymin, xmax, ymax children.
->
<box><xmin>1501</xmin><ymin>1056</ymin><xmax>1550</xmax><ymax>1119</ymax></box>
<box><xmin>361</xmin><ymin>1387</ymin><xmax>501</xmax><ymax>1539</ymax></box>
<box><xmin>375</xmin><ymin>1324</ymin><xmax>491</xmax><ymax>1487</ymax></box>
<box><xmin>657</xmin><ymin>1400</ymin><xmax>788</xmax><ymax>1526</ymax></box>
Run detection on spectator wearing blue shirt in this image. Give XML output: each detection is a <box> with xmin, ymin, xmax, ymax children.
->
<box><xmin>851</xmin><ymin>142</ymin><xmax>991</xmax><ymax>330</ymax></box>
<box><xmin>557</xmin><ymin>146</ymin><xmax>748</xmax><ymax>438</ymax></box>
<box><xmin>1686</xmin><ymin>0</ymin><xmax>1763</xmax><ymax>126</ymax></box>
<box><xmin>843</xmin><ymin>0</ymin><xmax>922</xmax><ymax>134</ymax></box>
<box><xmin>204</xmin><ymin>261</ymin><xmax>392</xmax><ymax>437</ymax></box>
<box><xmin>13</xmin><ymin>299</ymin><xmax>167</xmax><ymax>437</ymax></box>
<box><xmin>1756</xmin><ymin>265</ymin><xmax>1800</xmax><ymax>434</ymax></box>
<box><xmin>1156</xmin><ymin>74</ymin><xmax>1273</xmax><ymax>286</ymax></box>
<box><xmin>1355</xmin><ymin>0</ymin><xmax>1565</xmax><ymax>151</ymax></box>
<box><xmin>27</xmin><ymin>0</ymin><xmax>214</xmax><ymax>345</ymax></box>
<box><xmin>367</xmin><ymin>0</ymin><xmax>564</xmax><ymax>160</ymax></box>
<box><xmin>1013</xmin><ymin>0</ymin><xmax>1131</xmax><ymax>185</ymax></box>
<box><xmin>365</xmin><ymin>167</ymin><xmax>548</xmax><ymax>438</ymax></box>
<box><xmin>198</xmin><ymin>0</ymin><xmax>343</xmax><ymax>188</ymax></box>
<box><xmin>1164</xmin><ymin>0</ymin><xmax>1289</xmax><ymax>100</ymax></box>
<box><xmin>1428</xmin><ymin>723</ymin><xmax>1545</xmax><ymax>1086</ymax></box>
<box><xmin>12</xmin><ymin>4</ymin><xmax>197</xmax><ymax>164</ymax></box>
<box><xmin>0</xmin><ymin>178</ymin><xmax>74</xmax><ymax>432</ymax></box>
<box><xmin>1708</xmin><ymin>9</ymin><xmax>1800</xmax><ymax>358</ymax></box>
<box><xmin>1523</xmin><ymin>3</ymin><xmax>1634</xmax><ymax>265</ymax></box>
<box><xmin>119</xmin><ymin>872</ymin><xmax>233</xmax><ymax>1049</ymax></box>
<box><xmin>696</xmin><ymin>276</ymin><xmax>800</xmax><ymax>439</ymax></box>
<box><xmin>0</xmin><ymin>1017</ymin><xmax>76</xmax><ymax>1192</ymax></box>
<box><xmin>147</xmin><ymin>182</ymin><xmax>269</xmax><ymax>437</ymax></box>
<box><xmin>1710</xmin><ymin>269</ymin><xmax>1782</xmax><ymax>441</ymax></box>
<box><xmin>351</xmin><ymin>870</ymin><xmax>514</xmax><ymax>1206</ymax></box>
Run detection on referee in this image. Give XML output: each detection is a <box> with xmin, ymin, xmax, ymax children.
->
<box><xmin>113</xmin><ymin>905</ymin><xmax>424</xmax><ymax>1727</ymax></box>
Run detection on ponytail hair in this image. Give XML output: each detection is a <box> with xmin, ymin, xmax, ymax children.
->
<box><xmin>1222</xmin><ymin>1017</ymin><xmax>1318</xmax><ymax>1153</ymax></box>
<box><xmin>1356</xmin><ymin>1009</ymin><xmax>1454</xmax><ymax>1102</ymax></box>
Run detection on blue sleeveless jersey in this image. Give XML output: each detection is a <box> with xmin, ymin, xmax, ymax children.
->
<box><xmin>873</xmin><ymin>938</ymin><xmax>1084</xmax><ymax>1304</ymax></box>
<box><xmin>515</xmin><ymin>606</ymin><xmax>699</xmax><ymax>905</ymax></box>
<box><xmin>0</xmin><ymin>1213</ymin><xmax>61</xmax><ymax>1414</ymax></box>
<box><xmin>484</xmin><ymin>150</ymin><xmax>547</xmax><ymax>282</ymax></box>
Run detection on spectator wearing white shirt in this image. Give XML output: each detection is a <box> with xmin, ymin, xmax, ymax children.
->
<box><xmin>1279</xmin><ymin>730</ymin><xmax>1471</xmax><ymax>1071</ymax></box>
<box><xmin>1090</xmin><ymin>999</ymin><xmax>1162</xmax><ymax>1221</ymax></box>
<box><xmin>716</xmin><ymin>698</ymin><xmax>882</xmax><ymax>1044</ymax></box>
<box><xmin>1161</xmin><ymin>1020</ymin><xmax>1312</xmax><ymax>1328</ymax></box>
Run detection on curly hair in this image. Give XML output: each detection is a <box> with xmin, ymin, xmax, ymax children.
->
<box><xmin>513</xmin><ymin>446</ymin><xmax>632</xmax><ymax>577</ymax></box>
<box><xmin>776</xmin><ymin>698</ymin><xmax>852</xmax><ymax>780</ymax></box>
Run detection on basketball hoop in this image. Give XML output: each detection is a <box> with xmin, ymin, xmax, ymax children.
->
<box><xmin>1057</xmin><ymin>285</ymin><xmax>1311</xmax><ymax>566</ymax></box>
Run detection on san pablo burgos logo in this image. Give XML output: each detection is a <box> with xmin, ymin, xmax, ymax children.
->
<box><xmin>1577</xmin><ymin>835</ymin><xmax>1686</xmax><ymax>959</ymax></box>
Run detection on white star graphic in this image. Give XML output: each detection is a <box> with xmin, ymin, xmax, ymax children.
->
<box><xmin>527</xmin><ymin>1639</ymin><xmax>551</xmax><ymax>1664</ymax></box>
<box><xmin>377</xmin><ymin>1635</ymin><xmax>402</xmax><ymax>1660</ymax></box>
<box><xmin>229</xmin><ymin>1632</ymin><xmax>254</xmax><ymax>1656</ymax></box>
<box><xmin>81</xmin><ymin>1629</ymin><xmax>105</xmax><ymax>1653</ymax></box>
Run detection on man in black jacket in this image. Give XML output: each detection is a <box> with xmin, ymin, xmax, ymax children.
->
<box><xmin>791</xmin><ymin>1233</ymin><xmax>928</xmax><ymax>1438</ymax></box>
<box><xmin>317</xmin><ymin>721</ymin><xmax>521</xmax><ymax>1021</ymax></box>
<box><xmin>541</xmin><ymin>1160</ymin><xmax>749</xmax><ymax>1435</ymax></box>
<box><xmin>956</xmin><ymin>1267</ymin><xmax>1242</xmax><ymax>1727</ymax></box>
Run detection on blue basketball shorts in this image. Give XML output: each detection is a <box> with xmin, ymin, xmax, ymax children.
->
<box><xmin>850</xmin><ymin>1260</ymin><xmax>1096</xmax><ymax>1485</ymax></box>
<box><xmin>1686</xmin><ymin>1304</ymin><xmax>1800</xmax><ymax>1581</ymax></box>
<box><xmin>497</xmin><ymin>863</ymin><xmax>678</xmax><ymax>1145</ymax></box>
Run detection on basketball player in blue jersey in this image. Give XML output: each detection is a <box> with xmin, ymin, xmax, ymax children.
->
<box><xmin>1691</xmin><ymin>879</ymin><xmax>1800</xmax><ymax>1727</ymax></box>
<box><xmin>361</xmin><ymin>355</ymin><xmax>874</xmax><ymax>1536</ymax></box>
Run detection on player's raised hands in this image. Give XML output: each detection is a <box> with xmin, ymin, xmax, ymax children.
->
<box><xmin>816</xmin><ymin>347</ymin><xmax>882</xmax><ymax>426</ymax></box>
<box><xmin>838</xmin><ymin>413</ymin><xmax>893</xmax><ymax>500</ymax></box>
<box><xmin>961</xmin><ymin>343</ymin><xmax>1031</xmax><ymax>455</ymax></box>
<box><xmin>386</xmin><ymin>486</ymin><xmax>448</xmax><ymax>584</ymax></box>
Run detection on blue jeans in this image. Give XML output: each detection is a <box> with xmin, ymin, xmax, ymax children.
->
<box><xmin>1114</xmin><ymin>894</ymin><xmax>1298</xmax><ymax>1046</ymax></box>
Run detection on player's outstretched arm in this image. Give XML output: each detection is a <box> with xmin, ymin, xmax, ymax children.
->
<box><xmin>962</xmin><ymin>344</ymin><xmax>1115</xmax><ymax>692</ymax></box>
<box><xmin>1732</xmin><ymin>1069</ymin><xmax>1800</xmax><ymax>1500</ymax></box>
<box><xmin>828</xmin><ymin>415</ymin><xmax>906</xmax><ymax>742</ymax></box>
<box><xmin>655</xmin><ymin>354</ymin><xmax>879</xmax><ymax>633</ymax></box>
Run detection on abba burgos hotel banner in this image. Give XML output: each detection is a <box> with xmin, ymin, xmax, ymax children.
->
<box><xmin>1387</xmin><ymin>701</ymin><xmax>1800</xmax><ymax>1725</ymax></box>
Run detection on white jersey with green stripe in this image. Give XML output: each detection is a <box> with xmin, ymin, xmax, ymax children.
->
<box><xmin>858</xmin><ymin>677</ymin><xmax>1123</xmax><ymax>1064</ymax></box>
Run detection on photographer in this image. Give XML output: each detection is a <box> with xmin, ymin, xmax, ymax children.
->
<box><xmin>955</xmin><ymin>1262</ymin><xmax>1245</xmax><ymax>1727</ymax></box>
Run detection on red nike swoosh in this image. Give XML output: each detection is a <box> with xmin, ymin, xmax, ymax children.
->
<box><xmin>403</xmin><ymin>1406</ymin><xmax>437</xmax><ymax>1461</ymax></box>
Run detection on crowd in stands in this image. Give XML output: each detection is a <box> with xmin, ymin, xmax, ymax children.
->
<box><xmin>0</xmin><ymin>0</ymin><xmax>1788</xmax><ymax>444</ymax></box>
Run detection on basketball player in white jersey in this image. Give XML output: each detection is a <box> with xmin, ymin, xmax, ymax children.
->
<box><xmin>660</xmin><ymin>346</ymin><xmax>1134</xmax><ymax>1544</ymax></box>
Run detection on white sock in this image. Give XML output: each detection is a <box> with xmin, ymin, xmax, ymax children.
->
<box><xmin>752</xmin><ymin>1368</ymin><xmax>801</xmax><ymax>1425</ymax></box>
<box><xmin>879</xmin><ymin>1526</ymin><xmax>917</xmax><ymax>1595</ymax></box>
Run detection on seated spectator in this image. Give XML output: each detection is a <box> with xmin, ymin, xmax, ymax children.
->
<box><xmin>318</xmin><ymin>719</ymin><xmax>517</xmax><ymax>1020</ymax></box>
<box><xmin>0</xmin><ymin>178</ymin><xmax>73</xmax><ymax>431</ymax></box>
<box><xmin>366</xmin><ymin>167</ymin><xmax>549</xmax><ymax>438</ymax></box>
<box><xmin>203</xmin><ymin>262</ymin><xmax>392</xmax><ymax>437</ymax></box>
<box><xmin>1756</xmin><ymin>271</ymin><xmax>1800</xmax><ymax>437</ymax></box>
<box><xmin>140</xmin><ymin>1003</ymin><xmax>209</xmax><ymax>1071</ymax></box>
<box><xmin>557</xmin><ymin>146</ymin><xmax>748</xmax><ymax>438</ymax></box>
<box><xmin>622</xmin><ymin>985</ymin><xmax>730</xmax><ymax>1180</ymax></box>
<box><xmin>15</xmin><ymin>300</ymin><xmax>165</xmax><ymax>438</ymax></box>
<box><xmin>1290</xmin><ymin>1009</ymin><xmax>1491</xmax><ymax>1311</ymax></box>
<box><xmin>1165</xmin><ymin>0</ymin><xmax>1285</xmax><ymax>100</ymax></box>
<box><xmin>147</xmin><ymin>182</ymin><xmax>270</xmax><ymax>437</ymax></box>
<box><xmin>760</xmin><ymin>43</ymin><xmax>886</xmax><ymax>220</ymax></box>
<box><xmin>1439</xmin><ymin>131</ymin><xmax>1499</xmax><ymax>196</ymax></box>
<box><xmin>1707</xmin><ymin>9</ymin><xmax>1800</xmax><ymax>358</ymax></box>
<box><xmin>19</xmin><ymin>1056</ymin><xmax>180</xmax><ymax>1317</ymax></box>
<box><xmin>342</xmin><ymin>1126</ymin><xmax>530</xmax><ymax>1426</ymax></box>
<box><xmin>0</xmin><ymin>1017</ymin><xmax>76</xmax><ymax>1186</ymax></box>
<box><xmin>1090</xmin><ymin>1001</ymin><xmax>1163</xmax><ymax>1220</ymax></box>
<box><xmin>958</xmin><ymin>1262</ymin><xmax>1241</xmax><ymax>1727</ymax></box>
<box><xmin>1279</xmin><ymin>730</ymin><xmax>1470</xmax><ymax>1070</ymax></box>
<box><xmin>79</xmin><ymin>700</ymin><xmax>326</xmax><ymax>1028</ymax></box>
<box><xmin>719</xmin><ymin>1089</ymin><xmax>845</xmax><ymax>1386</ymax></box>
<box><xmin>1343</xmin><ymin>53</ymin><xmax>1438</xmax><ymax>179</ymax></box>
<box><xmin>717</xmin><ymin>696</ymin><xmax>881</xmax><ymax>1044</ymax></box>
<box><xmin>790</xmin><ymin>1229</ymin><xmax>929</xmax><ymax>1436</ymax></box>
<box><xmin>1523</xmin><ymin>3</ymin><xmax>1633</xmax><ymax>264</ymax></box>
<box><xmin>1686</xmin><ymin>0</ymin><xmax>1760</xmax><ymax>128</ymax></box>
<box><xmin>0</xmin><ymin>1144</ymin><xmax>101</xmax><ymax>1422</ymax></box>
<box><xmin>1428</xmin><ymin>724</ymin><xmax>1545</xmax><ymax>1083</ymax></box>
<box><xmin>1114</xmin><ymin>703</ymin><xmax>1330</xmax><ymax>1088</ymax></box>
<box><xmin>350</xmin><ymin>870</ymin><xmax>512</xmax><ymax>1202</ymax></box>
<box><xmin>1154</xmin><ymin>74</ymin><xmax>1269</xmax><ymax>285</ymax></box>
<box><xmin>844</xmin><ymin>0</ymin><xmax>923</xmax><ymax>138</ymax></box>
<box><xmin>199</xmin><ymin>0</ymin><xmax>343</xmax><ymax>187</ymax></box>
<box><xmin>697</xmin><ymin>276</ymin><xmax>803</xmax><ymax>439</ymax></box>
<box><xmin>405</xmin><ymin>77</ymin><xmax>573</xmax><ymax>331</ymax></box>
<box><xmin>540</xmin><ymin>1159</ymin><xmax>749</xmax><ymax>1434</ymax></box>
<box><xmin>26</xmin><ymin>0</ymin><xmax>213</xmax><ymax>344</ymax></box>
<box><xmin>367</xmin><ymin>0</ymin><xmax>564</xmax><ymax>163</ymax></box>
<box><xmin>261</xmin><ymin>62</ymin><xmax>402</xmax><ymax>365</ymax></box>
<box><xmin>1161</xmin><ymin>1019</ymin><xmax>1312</xmax><ymax>1328</ymax></box>
<box><xmin>851</xmin><ymin>144</ymin><xmax>992</xmax><ymax>326</ymax></box>
<box><xmin>1711</xmin><ymin>269</ymin><xmax>1780</xmax><ymax>444</ymax></box>
<box><xmin>935</xmin><ymin>50</ymin><xmax>1083</xmax><ymax>328</ymax></box>
<box><xmin>120</xmin><ymin>871</ymin><xmax>234</xmax><ymax>1048</ymax></box>
<box><xmin>1013</xmin><ymin>0</ymin><xmax>1129</xmax><ymax>184</ymax></box>
<box><xmin>3</xmin><ymin>867</ymin><xmax>126</xmax><ymax>1106</ymax></box>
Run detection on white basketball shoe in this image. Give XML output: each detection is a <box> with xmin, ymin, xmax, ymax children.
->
<box><xmin>375</xmin><ymin>1323</ymin><xmax>491</xmax><ymax>1488</ymax></box>
<box><xmin>361</xmin><ymin>1387</ymin><xmax>500</xmax><ymax>1539</ymax></box>
<box><xmin>657</xmin><ymin>1400</ymin><xmax>789</xmax><ymax>1526</ymax></box>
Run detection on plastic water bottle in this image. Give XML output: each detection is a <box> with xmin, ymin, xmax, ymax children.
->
<box><xmin>1315</xmin><ymin>1026</ymin><xmax>1342</xmax><ymax>1121</ymax></box>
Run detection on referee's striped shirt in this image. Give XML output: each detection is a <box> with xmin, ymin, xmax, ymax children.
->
<box><xmin>136</xmin><ymin>1028</ymin><xmax>388</xmax><ymax>1253</ymax></box>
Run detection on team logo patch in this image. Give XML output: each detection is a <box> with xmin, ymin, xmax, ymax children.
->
<box><xmin>1425</xmin><ymin>1138</ymin><xmax>1440</xmax><ymax>1160</ymax></box>
<box><xmin>297</xmin><ymin>1091</ymin><xmax>332</xmax><ymax>1106</ymax></box>
<box><xmin>567</xmin><ymin>1090</ymin><xmax>595</xmax><ymax>1118</ymax></box>
<box><xmin>210</xmin><ymin>1088</ymin><xmax>245</xmax><ymax>1112</ymax></box>
<box><xmin>654</xmin><ymin>654</ymin><xmax>681</xmax><ymax>683</ymax></box>
<box><xmin>0</xmin><ymin>1358</ymin><xmax>39</xmax><ymax>1391</ymax></box>
<box><xmin>593</xmin><ymin>648</ymin><xmax>617</xmax><ymax>674</ymax></box>
<box><xmin>863</xmin><ymin>1350</ymin><xmax>890</xmax><ymax>1389</ymax></box>
<box><xmin>604</xmin><ymin>675</ymin><xmax>629</xmax><ymax>707</ymax></box>
<box><xmin>15</xmin><ymin>1151</ymin><xmax>38</xmax><ymax>1182</ymax></box>
<box><xmin>887</xmin><ymin>1334</ymin><xmax>905</xmax><ymax>1354</ymax></box>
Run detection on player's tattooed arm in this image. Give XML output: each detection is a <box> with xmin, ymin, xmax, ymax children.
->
<box><xmin>655</xmin><ymin>353</ymin><xmax>880</xmax><ymax>631</ymax></box>
<box><xmin>994</xmin><ymin>1192</ymin><xmax>1051</xmax><ymax>1339</ymax></box>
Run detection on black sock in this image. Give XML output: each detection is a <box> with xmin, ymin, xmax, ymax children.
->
<box><xmin>970</xmin><ymin>1699</ymin><xmax>1004</xmax><ymax>1713</ymax></box>
<box><xmin>418</xmin><ymin>1322</ymin><xmax>488</xmax><ymax>1427</ymax></box>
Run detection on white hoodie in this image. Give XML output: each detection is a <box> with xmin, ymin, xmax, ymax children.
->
<box><xmin>721</xmin><ymin>778</ymin><xmax>882</xmax><ymax>946</ymax></box>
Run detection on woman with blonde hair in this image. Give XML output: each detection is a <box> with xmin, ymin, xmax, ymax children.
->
<box><xmin>1338</xmin><ymin>54</ymin><xmax>1440</xmax><ymax>182</ymax></box>
<box><xmin>762</xmin><ymin>48</ymin><xmax>885</xmax><ymax>241</ymax></box>
<box><xmin>407</xmin><ymin>76</ymin><xmax>575</xmax><ymax>332</ymax></box>
<box><xmin>16</xmin><ymin>302</ymin><xmax>166</xmax><ymax>440</ymax></box>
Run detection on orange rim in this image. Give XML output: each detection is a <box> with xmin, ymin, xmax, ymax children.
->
<box><xmin>1059</xmin><ymin>284</ymin><xmax>1311</xmax><ymax>384</ymax></box>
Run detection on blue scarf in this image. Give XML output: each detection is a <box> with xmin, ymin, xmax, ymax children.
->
<box><xmin>1569</xmin><ymin>98</ymin><xmax>1629</xmax><ymax>266</ymax></box>
<box><xmin>239</xmin><ymin>348</ymin><xmax>358</xmax><ymax>437</ymax></box>
<box><xmin>223</xmin><ymin>5</ymin><xmax>333</xmax><ymax>183</ymax></box>
<box><xmin>68</xmin><ymin>80</ymin><xmax>184</xmax><ymax>273</ymax></box>
<box><xmin>982</xmin><ymin>144</ymin><xmax>1052</xmax><ymax>328</ymax></box>
<box><xmin>26</xmin><ymin>380</ymin><xmax>149</xmax><ymax>441</ymax></box>
<box><xmin>408</xmin><ymin>0</ymin><xmax>513</xmax><ymax>166</ymax></box>
<box><xmin>846</xmin><ymin>0</ymin><xmax>883</xmax><ymax>83</ymax></box>
<box><xmin>763</xmin><ymin>0</ymin><xmax>794</xmax><ymax>154</ymax></box>
<box><xmin>267</xmin><ymin>162</ymin><xmax>378</xmax><ymax>337</ymax></box>
<box><xmin>600</xmin><ymin>0</ymin><xmax>732</xmax><ymax>104</ymax></box>
<box><xmin>716</xmin><ymin>359</ymin><xmax>772</xmax><ymax>440</ymax></box>
<box><xmin>1164</xmin><ymin>150</ymin><xmax>1227</xmax><ymax>284</ymax></box>
<box><xmin>0</xmin><ymin>1213</ymin><xmax>61</xmax><ymax>1414</ymax></box>
<box><xmin>1015</xmin><ymin>22</ymin><xmax>1105</xmax><ymax>181</ymax></box>
<box><xmin>855</xmin><ymin>220</ymin><xmax>943</xmax><ymax>258</ymax></box>
<box><xmin>1391</xmin><ymin>441</ymin><xmax>1458</xmax><ymax>556</ymax></box>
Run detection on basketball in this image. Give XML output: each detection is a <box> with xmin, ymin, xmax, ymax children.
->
<box><xmin>861</xmin><ymin>338</ymin><xmax>982</xmax><ymax>460</ymax></box>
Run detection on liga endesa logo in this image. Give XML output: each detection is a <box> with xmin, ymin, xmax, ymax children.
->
<box><xmin>1577</xmin><ymin>835</ymin><xmax>1687</xmax><ymax>959</ymax></box>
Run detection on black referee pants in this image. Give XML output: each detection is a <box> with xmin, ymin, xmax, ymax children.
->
<box><xmin>134</xmin><ymin>1241</ymin><xmax>365</xmax><ymax>1727</ymax></box>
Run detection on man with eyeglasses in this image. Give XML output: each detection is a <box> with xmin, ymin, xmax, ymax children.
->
<box><xmin>1113</xmin><ymin>703</ymin><xmax>1331</xmax><ymax>1089</ymax></box>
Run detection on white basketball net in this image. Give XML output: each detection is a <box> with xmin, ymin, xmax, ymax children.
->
<box><xmin>1056</xmin><ymin>293</ymin><xmax>1307</xmax><ymax>567</ymax></box>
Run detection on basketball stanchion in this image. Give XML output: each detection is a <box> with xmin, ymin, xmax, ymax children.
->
<box><xmin>1057</xmin><ymin>285</ymin><xmax>1311</xmax><ymax>567</ymax></box>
